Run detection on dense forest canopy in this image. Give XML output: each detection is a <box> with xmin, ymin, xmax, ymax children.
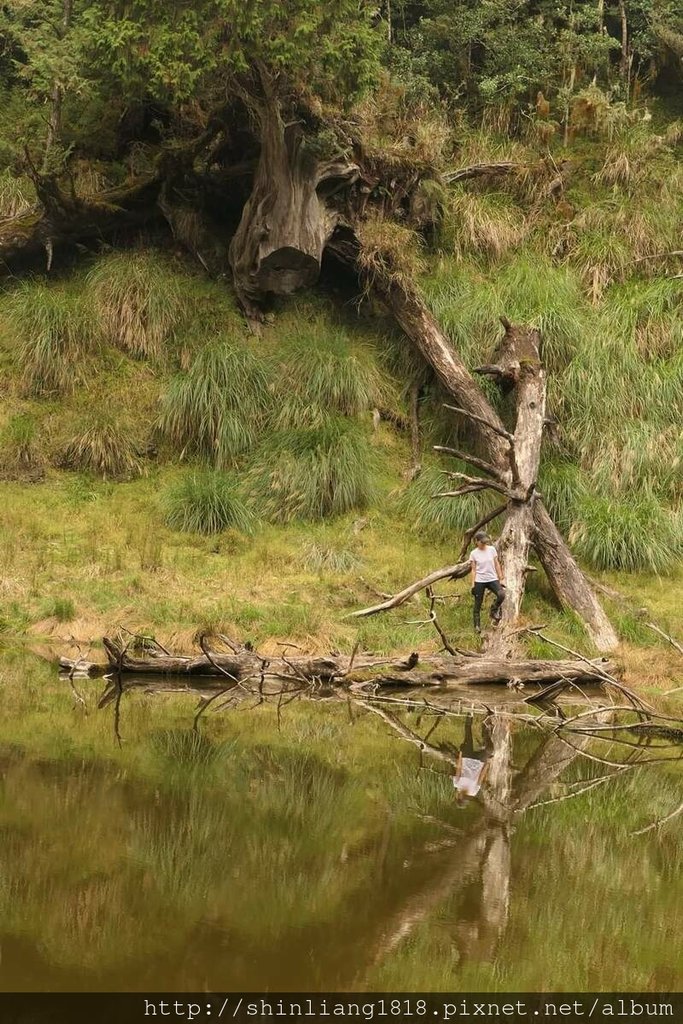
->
<box><xmin>0</xmin><ymin>1</ymin><xmax>681</xmax><ymax>166</ymax></box>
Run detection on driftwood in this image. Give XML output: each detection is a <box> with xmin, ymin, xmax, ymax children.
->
<box><xmin>58</xmin><ymin>635</ymin><xmax>618</xmax><ymax>689</ymax></box>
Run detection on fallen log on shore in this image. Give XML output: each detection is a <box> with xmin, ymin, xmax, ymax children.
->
<box><xmin>57</xmin><ymin>636</ymin><xmax>618</xmax><ymax>690</ymax></box>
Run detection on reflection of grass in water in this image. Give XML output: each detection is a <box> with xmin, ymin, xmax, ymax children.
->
<box><xmin>367</xmin><ymin>765</ymin><xmax>683</xmax><ymax>992</ymax></box>
<box><xmin>130</xmin><ymin>741</ymin><xmax>373</xmax><ymax>937</ymax></box>
<box><xmin>0</xmin><ymin>657</ymin><xmax>681</xmax><ymax>988</ymax></box>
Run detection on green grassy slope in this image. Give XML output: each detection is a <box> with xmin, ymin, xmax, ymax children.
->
<box><xmin>0</xmin><ymin>116</ymin><xmax>682</xmax><ymax>684</ymax></box>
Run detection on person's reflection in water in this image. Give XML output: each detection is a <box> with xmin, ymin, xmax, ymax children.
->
<box><xmin>452</xmin><ymin>713</ymin><xmax>494</xmax><ymax>802</ymax></box>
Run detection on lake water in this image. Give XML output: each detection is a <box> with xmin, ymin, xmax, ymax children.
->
<box><xmin>0</xmin><ymin>651</ymin><xmax>681</xmax><ymax>992</ymax></box>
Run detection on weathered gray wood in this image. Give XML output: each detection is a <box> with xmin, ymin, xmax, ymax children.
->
<box><xmin>228</xmin><ymin>74</ymin><xmax>357</xmax><ymax>315</ymax></box>
<box><xmin>92</xmin><ymin>637</ymin><xmax>616</xmax><ymax>688</ymax></box>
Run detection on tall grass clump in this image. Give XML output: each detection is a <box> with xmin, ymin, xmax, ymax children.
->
<box><xmin>426</xmin><ymin>255</ymin><xmax>587</xmax><ymax>371</ymax></box>
<box><xmin>7</xmin><ymin>281</ymin><xmax>92</xmax><ymax>396</ymax></box>
<box><xmin>397</xmin><ymin>464</ymin><xmax>490</xmax><ymax>539</ymax></box>
<box><xmin>58</xmin><ymin>414</ymin><xmax>142</xmax><ymax>479</ymax></box>
<box><xmin>440</xmin><ymin>190</ymin><xmax>526</xmax><ymax>261</ymax></box>
<box><xmin>587</xmin><ymin>422</ymin><xmax>683</xmax><ymax>499</ymax></box>
<box><xmin>538</xmin><ymin>459</ymin><xmax>587</xmax><ymax>534</ymax></box>
<box><xmin>0</xmin><ymin>170</ymin><xmax>35</xmax><ymax>217</ymax></box>
<box><xmin>0</xmin><ymin>412</ymin><xmax>42</xmax><ymax>473</ymax></box>
<box><xmin>246</xmin><ymin>418</ymin><xmax>374</xmax><ymax>523</ymax></box>
<box><xmin>163</xmin><ymin>470</ymin><xmax>255</xmax><ymax>535</ymax></box>
<box><xmin>87</xmin><ymin>252</ymin><xmax>184</xmax><ymax>358</ymax></box>
<box><xmin>605</xmin><ymin>278</ymin><xmax>682</xmax><ymax>361</ymax></box>
<box><xmin>158</xmin><ymin>340</ymin><xmax>270</xmax><ymax>467</ymax></box>
<box><xmin>274</xmin><ymin>329</ymin><xmax>389</xmax><ymax>428</ymax></box>
<box><xmin>570</xmin><ymin>492</ymin><xmax>681</xmax><ymax>573</ymax></box>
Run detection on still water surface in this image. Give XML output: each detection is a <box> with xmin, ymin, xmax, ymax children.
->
<box><xmin>0</xmin><ymin>653</ymin><xmax>681</xmax><ymax>992</ymax></box>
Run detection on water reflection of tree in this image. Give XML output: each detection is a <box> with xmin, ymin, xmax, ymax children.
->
<box><xmin>357</xmin><ymin>704</ymin><xmax>606</xmax><ymax>973</ymax></box>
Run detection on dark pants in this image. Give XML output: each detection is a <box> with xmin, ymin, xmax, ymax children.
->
<box><xmin>472</xmin><ymin>580</ymin><xmax>505</xmax><ymax>628</ymax></box>
<box><xmin>460</xmin><ymin>714</ymin><xmax>494</xmax><ymax>761</ymax></box>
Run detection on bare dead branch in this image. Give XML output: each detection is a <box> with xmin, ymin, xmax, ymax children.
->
<box><xmin>350</xmin><ymin>562</ymin><xmax>470</xmax><ymax>618</ymax></box>
<box><xmin>438</xmin><ymin>469</ymin><xmax>511</xmax><ymax>497</ymax></box>
<box><xmin>425</xmin><ymin>586</ymin><xmax>457</xmax><ymax>656</ymax></box>
<box><xmin>433</xmin><ymin>444</ymin><xmax>505</xmax><ymax>482</ymax></box>
<box><xmin>631</xmin><ymin>799</ymin><xmax>683</xmax><ymax>836</ymax></box>
<box><xmin>442</xmin><ymin>161</ymin><xmax>518</xmax><ymax>184</ymax></box>
<box><xmin>644</xmin><ymin>622</ymin><xmax>683</xmax><ymax>657</ymax></box>
<box><xmin>443</xmin><ymin>403</ymin><xmax>514</xmax><ymax>442</ymax></box>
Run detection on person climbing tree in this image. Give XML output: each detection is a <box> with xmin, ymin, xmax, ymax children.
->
<box><xmin>470</xmin><ymin>531</ymin><xmax>506</xmax><ymax>633</ymax></box>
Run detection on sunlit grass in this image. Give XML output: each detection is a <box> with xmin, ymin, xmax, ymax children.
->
<box><xmin>163</xmin><ymin>469</ymin><xmax>255</xmax><ymax>535</ymax></box>
<box><xmin>87</xmin><ymin>251</ymin><xmax>185</xmax><ymax>359</ymax></box>
<box><xmin>158</xmin><ymin>340</ymin><xmax>270</xmax><ymax>467</ymax></box>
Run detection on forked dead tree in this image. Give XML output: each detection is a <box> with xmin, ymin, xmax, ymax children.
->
<box><xmin>344</xmin><ymin>251</ymin><xmax>619</xmax><ymax>654</ymax></box>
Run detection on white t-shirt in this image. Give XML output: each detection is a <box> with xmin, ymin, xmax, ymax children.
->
<box><xmin>470</xmin><ymin>545</ymin><xmax>499</xmax><ymax>583</ymax></box>
<box><xmin>453</xmin><ymin>758</ymin><xmax>485</xmax><ymax>797</ymax></box>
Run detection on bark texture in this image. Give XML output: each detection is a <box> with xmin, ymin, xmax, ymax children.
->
<box><xmin>61</xmin><ymin>637</ymin><xmax>617</xmax><ymax>688</ymax></box>
<box><xmin>228</xmin><ymin>81</ymin><xmax>357</xmax><ymax>314</ymax></box>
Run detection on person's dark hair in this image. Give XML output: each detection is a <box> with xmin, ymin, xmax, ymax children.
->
<box><xmin>474</xmin><ymin>530</ymin><xmax>490</xmax><ymax>543</ymax></box>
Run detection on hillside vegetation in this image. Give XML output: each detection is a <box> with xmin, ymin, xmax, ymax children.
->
<box><xmin>0</xmin><ymin>2</ymin><xmax>681</xmax><ymax>682</ymax></box>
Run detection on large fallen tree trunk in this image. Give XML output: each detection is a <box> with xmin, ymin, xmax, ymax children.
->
<box><xmin>0</xmin><ymin>175</ymin><xmax>162</xmax><ymax>271</ymax></box>
<box><xmin>58</xmin><ymin>636</ymin><xmax>618</xmax><ymax>689</ymax></box>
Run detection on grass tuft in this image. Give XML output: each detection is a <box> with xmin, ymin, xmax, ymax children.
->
<box><xmin>246</xmin><ymin>418</ymin><xmax>375</xmax><ymax>524</ymax></box>
<box><xmin>440</xmin><ymin>190</ymin><xmax>526</xmax><ymax>261</ymax></box>
<box><xmin>0</xmin><ymin>413</ymin><xmax>42</xmax><ymax>474</ymax></box>
<box><xmin>88</xmin><ymin>252</ymin><xmax>184</xmax><ymax>358</ymax></box>
<box><xmin>0</xmin><ymin>170</ymin><xmax>36</xmax><ymax>217</ymax></box>
<box><xmin>7</xmin><ymin>281</ymin><xmax>92</xmax><ymax>396</ymax></box>
<box><xmin>158</xmin><ymin>341</ymin><xmax>270</xmax><ymax>467</ymax></box>
<box><xmin>58</xmin><ymin>415</ymin><xmax>143</xmax><ymax>480</ymax></box>
<box><xmin>274</xmin><ymin>329</ymin><xmax>388</xmax><ymax>428</ymax></box>
<box><xmin>570</xmin><ymin>493</ymin><xmax>681</xmax><ymax>574</ymax></box>
<box><xmin>163</xmin><ymin>470</ymin><xmax>255</xmax><ymax>535</ymax></box>
<box><xmin>538</xmin><ymin>459</ymin><xmax>587</xmax><ymax>535</ymax></box>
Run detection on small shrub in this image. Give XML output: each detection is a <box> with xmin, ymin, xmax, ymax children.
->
<box><xmin>570</xmin><ymin>493</ymin><xmax>681</xmax><ymax>573</ymax></box>
<box><xmin>246</xmin><ymin>419</ymin><xmax>374</xmax><ymax>524</ymax></box>
<box><xmin>158</xmin><ymin>341</ymin><xmax>270</xmax><ymax>467</ymax></box>
<box><xmin>58</xmin><ymin>416</ymin><xmax>142</xmax><ymax>479</ymax></box>
<box><xmin>88</xmin><ymin>251</ymin><xmax>184</xmax><ymax>358</ymax></box>
<box><xmin>8</xmin><ymin>281</ymin><xmax>92</xmax><ymax>396</ymax></box>
<box><xmin>163</xmin><ymin>470</ymin><xmax>255</xmax><ymax>535</ymax></box>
